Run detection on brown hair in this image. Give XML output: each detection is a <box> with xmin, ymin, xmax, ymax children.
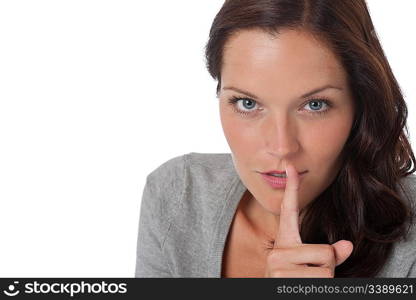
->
<box><xmin>204</xmin><ymin>0</ymin><xmax>416</xmax><ymax>277</ymax></box>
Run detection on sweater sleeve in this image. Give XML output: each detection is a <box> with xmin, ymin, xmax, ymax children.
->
<box><xmin>134</xmin><ymin>174</ymin><xmax>172</xmax><ymax>277</ymax></box>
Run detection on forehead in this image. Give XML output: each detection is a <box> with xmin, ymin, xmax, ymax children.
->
<box><xmin>221</xmin><ymin>28</ymin><xmax>347</xmax><ymax>92</ymax></box>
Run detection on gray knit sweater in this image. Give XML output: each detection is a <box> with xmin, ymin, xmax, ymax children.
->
<box><xmin>134</xmin><ymin>152</ymin><xmax>416</xmax><ymax>277</ymax></box>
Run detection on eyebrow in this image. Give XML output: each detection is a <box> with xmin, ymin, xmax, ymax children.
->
<box><xmin>222</xmin><ymin>85</ymin><xmax>343</xmax><ymax>100</ymax></box>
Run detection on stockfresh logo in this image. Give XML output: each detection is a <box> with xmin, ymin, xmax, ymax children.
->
<box><xmin>3</xmin><ymin>281</ymin><xmax>20</xmax><ymax>297</ymax></box>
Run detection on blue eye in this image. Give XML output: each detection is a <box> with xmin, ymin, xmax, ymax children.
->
<box><xmin>226</xmin><ymin>96</ymin><xmax>257</xmax><ymax>116</ymax></box>
<box><xmin>304</xmin><ymin>100</ymin><xmax>330</xmax><ymax>115</ymax></box>
<box><xmin>227</xmin><ymin>96</ymin><xmax>332</xmax><ymax>117</ymax></box>
<box><xmin>308</xmin><ymin>100</ymin><xmax>323</xmax><ymax>110</ymax></box>
<box><xmin>238</xmin><ymin>98</ymin><xmax>257</xmax><ymax>110</ymax></box>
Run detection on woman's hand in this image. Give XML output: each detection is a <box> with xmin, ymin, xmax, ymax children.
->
<box><xmin>264</xmin><ymin>162</ymin><xmax>354</xmax><ymax>278</ymax></box>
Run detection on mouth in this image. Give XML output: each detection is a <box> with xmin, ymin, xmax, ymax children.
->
<box><xmin>259</xmin><ymin>170</ymin><xmax>308</xmax><ymax>189</ymax></box>
<box><xmin>257</xmin><ymin>170</ymin><xmax>308</xmax><ymax>178</ymax></box>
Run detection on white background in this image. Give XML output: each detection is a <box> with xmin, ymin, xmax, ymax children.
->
<box><xmin>0</xmin><ymin>0</ymin><xmax>414</xmax><ymax>277</ymax></box>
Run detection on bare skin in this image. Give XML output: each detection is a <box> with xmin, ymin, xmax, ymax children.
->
<box><xmin>219</xmin><ymin>28</ymin><xmax>355</xmax><ymax>277</ymax></box>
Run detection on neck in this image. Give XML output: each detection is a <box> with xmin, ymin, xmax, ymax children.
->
<box><xmin>239</xmin><ymin>190</ymin><xmax>307</xmax><ymax>244</ymax></box>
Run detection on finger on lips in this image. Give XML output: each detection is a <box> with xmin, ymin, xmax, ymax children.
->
<box><xmin>266</xmin><ymin>161</ymin><xmax>342</xmax><ymax>278</ymax></box>
<box><xmin>274</xmin><ymin>161</ymin><xmax>302</xmax><ymax>248</ymax></box>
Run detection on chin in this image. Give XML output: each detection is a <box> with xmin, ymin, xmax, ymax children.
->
<box><xmin>258</xmin><ymin>196</ymin><xmax>283</xmax><ymax>215</ymax></box>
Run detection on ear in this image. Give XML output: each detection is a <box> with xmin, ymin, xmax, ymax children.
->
<box><xmin>331</xmin><ymin>240</ymin><xmax>354</xmax><ymax>266</ymax></box>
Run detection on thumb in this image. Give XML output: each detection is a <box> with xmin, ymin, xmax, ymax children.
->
<box><xmin>331</xmin><ymin>240</ymin><xmax>354</xmax><ymax>266</ymax></box>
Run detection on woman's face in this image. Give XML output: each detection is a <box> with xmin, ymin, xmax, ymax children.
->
<box><xmin>219</xmin><ymin>28</ymin><xmax>355</xmax><ymax>216</ymax></box>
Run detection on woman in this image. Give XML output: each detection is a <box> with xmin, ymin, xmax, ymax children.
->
<box><xmin>135</xmin><ymin>0</ymin><xmax>416</xmax><ymax>277</ymax></box>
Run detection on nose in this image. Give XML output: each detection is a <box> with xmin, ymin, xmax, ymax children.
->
<box><xmin>264</xmin><ymin>113</ymin><xmax>300</xmax><ymax>158</ymax></box>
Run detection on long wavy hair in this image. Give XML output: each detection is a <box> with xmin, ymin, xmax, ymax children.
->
<box><xmin>204</xmin><ymin>0</ymin><xmax>416</xmax><ymax>277</ymax></box>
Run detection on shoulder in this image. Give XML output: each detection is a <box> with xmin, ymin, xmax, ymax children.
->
<box><xmin>397</xmin><ymin>173</ymin><xmax>416</xmax><ymax>227</ymax></box>
<box><xmin>377</xmin><ymin>173</ymin><xmax>416</xmax><ymax>277</ymax></box>
<box><xmin>142</xmin><ymin>154</ymin><xmax>186</xmax><ymax>224</ymax></box>
<box><xmin>398</xmin><ymin>173</ymin><xmax>416</xmax><ymax>204</ymax></box>
<box><xmin>140</xmin><ymin>152</ymin><xmax>243</xmax><ymax>277</ymax></box>
<box><xmin>144</xmin><ymin>152</ymin><xmax>239</xmax><ymax>224</ymax></box>
<box><xmin>396</xmin><ymin>173</ymin><xmax>416</xmax><ymax>244</ymax></box>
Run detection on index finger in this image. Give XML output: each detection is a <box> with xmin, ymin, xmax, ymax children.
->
<box><xmin>274</xmin><ymin>162</ymin><xmax>303</xmax><ymax>248</ymax></box>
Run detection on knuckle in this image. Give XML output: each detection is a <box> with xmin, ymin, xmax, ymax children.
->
<box><xmin>322</xmin><ymin>244</ymin><xmax>334</xmax><ymax>255</ymax></box>
<box><xmin>322</xmin><ymin>244</ymin><xmax>335</xmax><ymax>260</ymax></box>
<box><xmin>280</xmin><ymin>202</ymin><xmax>299</xmax><ymax>213</ymax></box>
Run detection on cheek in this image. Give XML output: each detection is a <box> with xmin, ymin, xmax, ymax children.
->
<box><xmin>220</xmin><ymin>110</ymin><xmax>258</xmax><ymax>156</ymax></box>
<box><xmin>303</xmin><ymin>115</ymin><xmax>353</xmax><ymax>169</ymax></box>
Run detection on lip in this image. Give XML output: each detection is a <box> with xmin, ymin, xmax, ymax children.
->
<box><xmin>262</xmin><ymin>170</ymin><xmax>286</xmax><ymax>174</ymax></box>
<box><xmin>260</xmin><ymin>171</ymin><xmax>308</xmax><ymax>189</ymax></box>
<box><xmin>260</xmin><ymin>170</ymin><xmax>308</xmax><ymax>175</ymax></box>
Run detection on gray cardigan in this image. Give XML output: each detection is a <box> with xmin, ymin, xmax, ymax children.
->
<box><xmin>134</xmin><ymin>152</ymin><xmax>416</xmax><ymax>277</ymax></box>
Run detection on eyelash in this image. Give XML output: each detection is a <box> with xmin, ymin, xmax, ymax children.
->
<box><xmin>227</xmin><ymin>96</ymin><xmax>333</xmax><ymax>118</ymax></box>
